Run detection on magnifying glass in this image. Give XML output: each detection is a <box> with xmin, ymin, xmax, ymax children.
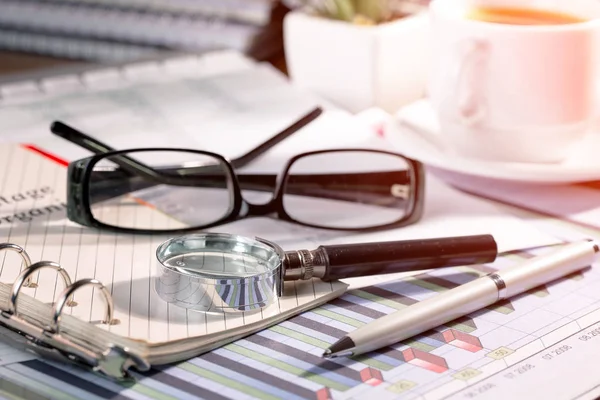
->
<box><xmin>155</xmin><ymin>232</ymin><xmax>498</xmax><ymax>313</ymax></box>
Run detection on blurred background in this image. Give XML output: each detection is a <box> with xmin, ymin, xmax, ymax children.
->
<box><xmin>0</xmin><ymin>0</ymin><xmax>430</xmax><ymax>77</ymax></box>
<box><xmin>0</xmin><ymin>0</ymin><xmax>289</xmax><ymax>75</ymax></box>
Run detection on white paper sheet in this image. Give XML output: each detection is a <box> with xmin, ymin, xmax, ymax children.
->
<box><xmin>0</xmin><ymin>52</ymin><xmax>323</xmax><ymax>162</ymax></box>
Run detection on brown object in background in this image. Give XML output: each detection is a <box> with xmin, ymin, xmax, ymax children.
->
<box><xmin>248</xmin><ymin>0</ymin><xmax>290</xmax><ymax>74</ymax></box>
<box><xmin>0</xmin><ymin>51</ymin><xmax>83</xmax><ymax>75</ymax></box>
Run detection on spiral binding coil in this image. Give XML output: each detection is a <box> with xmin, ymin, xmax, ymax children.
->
<box><xmin>0</xmin><ymin>242</ymin><xmax>149</xmax><ymax>380</ymax></box>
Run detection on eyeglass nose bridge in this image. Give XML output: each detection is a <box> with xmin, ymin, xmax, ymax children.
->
<box><xmin>239</xmin><ymin>199</ymin><xmax>279</xmax><ymax>218</ymax></box>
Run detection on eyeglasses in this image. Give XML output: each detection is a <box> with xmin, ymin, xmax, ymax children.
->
<box><xmin>52</xmin><ymin>118</ymin><xmax>425</xmax><ymax>234</ymax></box>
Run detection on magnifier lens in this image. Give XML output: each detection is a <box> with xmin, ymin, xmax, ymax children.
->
<box><xmin>155</xmin><ymin>233</ymin><xmax>282</xmax><ymax>313</ymax></box>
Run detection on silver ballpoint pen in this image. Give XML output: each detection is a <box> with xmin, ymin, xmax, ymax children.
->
<box><xmin>323</xmin><ymin>239</ymin><xmax>600</xmax><ymax>359</ymax></box>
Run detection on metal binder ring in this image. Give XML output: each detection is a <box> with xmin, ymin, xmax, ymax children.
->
<box><xmin>6</xmin><ymin>261</ymin><xmax>75</xmax><ymax>316</ymax></box>
<box><xmin>0</xmin><ymin>243</ymin><xmax>34</xmax><ymax>287</ymax></box>
<box><xmin>49</xmin><ymin>278</ymin><xmax>114</xmax><ymax>334</ymax></box>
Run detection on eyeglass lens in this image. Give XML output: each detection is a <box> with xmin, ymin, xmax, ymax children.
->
<box><xmin>88</xmin><ymin>150</ymin><xmax>234</xmax><ymax>230</ymax></box>
<box><xmin>87</xmin><ymin>149</ymin><xmax>414</xmax><ymax>231</ymax></box>
<box><xmin>282</xmin><ymin>151</ymin><xmax>413</xmax><ymax>229</ymax></box>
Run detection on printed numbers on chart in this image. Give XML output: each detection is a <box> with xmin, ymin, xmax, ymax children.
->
<box><xmin>504</xmin><ymin>363</ymin><xmax>535</xmax><ymax>379</ymax></box>
<box><xmin>463</xmin><ymin>383</ymin><xmax>496</xmax><ymax>398</ymax></box>
<box><xmin>387</xmin><ymin>380</ymin><xmax>417</xmax><ymax>394</ymax></box>
<box><xmin>579</xmin><ymin>327</ymin><xmax>600</xmax><ymax>341</ymax></box>
<box><xmin>486</xmin><ymin>347</ymin><xmax>514</xmax><ymax>360</ymax></box>
<box><xmin>542</xmin><ymin>345</ymin><xmax>572</xmax><ymax>360</ymax></box>
<box><xmin>453</xmin><ymin>368</ymin><xmax>482</xmax><ymax>381</ymax></box>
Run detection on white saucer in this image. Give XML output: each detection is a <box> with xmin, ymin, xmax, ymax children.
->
<box><xmin>389</xmin><ymin>99</ymin><xmax>600</xmax><ymax>184</ymax></box>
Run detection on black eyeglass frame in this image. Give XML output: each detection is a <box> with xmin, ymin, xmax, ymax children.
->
<box><xmin>67</xmin><ymin>148</ymin><xmax>425</xmax><ymax>235</ymax></box>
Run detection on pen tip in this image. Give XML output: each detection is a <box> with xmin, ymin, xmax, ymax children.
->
<box><xmin>322</xmin><ymin>336</ymin><xmax>356</xmax><ymax>359</ymax></box>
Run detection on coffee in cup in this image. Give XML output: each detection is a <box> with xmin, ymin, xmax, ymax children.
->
<box><xmin>468</xmin><ymin>6</ymin><xmax>587</xmax><ymax>25</ymax></box>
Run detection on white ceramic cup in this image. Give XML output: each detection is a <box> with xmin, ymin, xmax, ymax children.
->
<box><xmin>427</xmin><ymin>0</ymin><xmax>600</xmax><ymax>163</ymax></box>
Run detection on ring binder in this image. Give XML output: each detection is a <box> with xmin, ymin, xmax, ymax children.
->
<box><xmin>0</xmin><ymin>243</ymin><xmax>34</xmax><ymax>287</ymax></box>
<box><xmin>8</xmin><ymin>260</ymin><xmax>76</xmax><ymax>315</ymax></box>
<box><xmin>0</xmin><ymin>242</ymin><xmax>146</xmax><ymax>381</ymax></box>
<box><xmin>50</xmin><ymin>278</ymin><xmax>116</xmax><ymax>334</ymax></box>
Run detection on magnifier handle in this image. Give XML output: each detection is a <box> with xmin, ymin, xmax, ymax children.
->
<box><xmin>318</xmin><ymin>234</ymin><xmax>498</xmax><ymax>281</ymax></box>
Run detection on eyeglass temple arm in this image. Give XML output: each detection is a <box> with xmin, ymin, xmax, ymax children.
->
<box><xmin>50</xmin><ymin>121</ymin><xmax>117</xmax><ymax>154</ymax></box>
<box><xmin>52</xmin><ymin>107</ymin><xmax>325</xmax><ymax>190</ymax></box>
<box><xmin>50</xmin><ymin>121</ymin><xmax>158</xmax><ymax>180</ymax></box>
<box><xmin>50</xmin><ymin>121</ymin><xmax>212</xmax><ymax>187</ymax></box>
<box><xmin>50</xmin><ymin>106</ymin><xmax>323</xmax><ymax>169</ymax></box>
<box><xmin>230</xmin><ymin>107</ymin><xmax>323</xmax><ymax>169</ymax></box>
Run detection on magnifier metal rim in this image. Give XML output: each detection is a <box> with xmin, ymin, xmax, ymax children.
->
<box><xmin>155</xmin><ymin>233</ymin><xmax>285</xmax><ymax>312</ymax></box>
<box><xmin>155</xmin><ymin>232</ymin><xmax>284</xmax><ymax>283</ymax></box>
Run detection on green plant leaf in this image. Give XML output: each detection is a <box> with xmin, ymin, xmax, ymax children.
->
<box><xmin>353</xmin><ymin>0</ymin><xmax>386</xmax><ymax>23</ymax></box>
<box><xmin>328</xmin><ymin>0</ymin><xmax>355</xmax><ymax>21</ymax></box>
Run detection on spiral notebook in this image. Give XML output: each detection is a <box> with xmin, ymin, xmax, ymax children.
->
<box><xmin>0</xmin><ymin>143</ymin><xmax>348</xmax><ymax>379</ymax></box>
